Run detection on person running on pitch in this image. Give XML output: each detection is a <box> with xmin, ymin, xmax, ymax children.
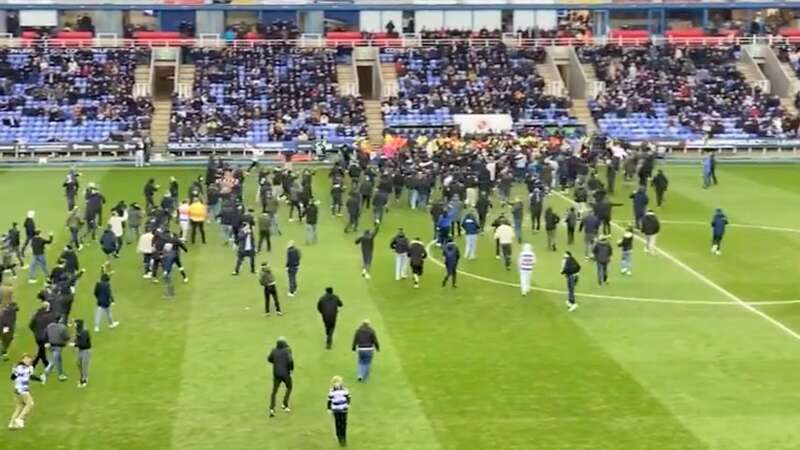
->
<box><xmin>267</xmin><ymin>337</ymin><xmax>294</xmax><ymax>418</ymax></box>
<box><xmin>407</xmin><ymin>237</ymin><xmax>427</xmax><ymax>288</ymax></box>
<box><xmin>561</xmin><ymin>251</ymin><xmax>581</xmax><ymax>312</ymax></box>
<box><xmin>9</xmin><ymin>353</ymin><xmax>43</xmax><ymax>429</ymax></box>
<box><xmin>710</xmin><ymin>208</ymin><xmax>728</xmax><ymax>256</ymax></box>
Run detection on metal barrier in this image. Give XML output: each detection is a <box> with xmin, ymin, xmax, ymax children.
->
<box><xmin>381</xmin><ymin>83</ymin><xmax>398</xmax><ymax>98</ymax></box>
<box><xmin>176</xmin><ymin>83</ymin><xmax>192</xmax><ymax>99</ymax></box>
<box><xmin>339</xmin><ymin>82</ymin><xmax>358</xmax><ymax>97</ymax></box>
<box><xmin>545</xmin><ymin>81</ymin><xmax>567</xmax><ymax>97</ymax></box>
<box><xmin>94</xmin><ymin>33</ymin><xmax>118</xmax><ymax>47</ymax></box>
<box><xmin>300</xmin><ymin>33</ymin><xmax>323</xmax><ymax>48</ymax></box>
<box><xmin>133</xmin><ymin>82</ymin><xmax>150</xmax><ymax>98</ymax></box>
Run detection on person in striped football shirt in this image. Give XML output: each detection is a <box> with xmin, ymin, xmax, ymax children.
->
<box><xmin>518</xmin><ymin>243</ymin><xmax>537</xmax><ymax>296</ymax></box>
<box><xmin>327</xmin><ymin>376</ymin><xmax>351</xmax><ymax>447</ymax></box>
<box><xmin>9</xmin><ymin>354</ymin><xmax>42</xmax><ymax>429</ymax></box>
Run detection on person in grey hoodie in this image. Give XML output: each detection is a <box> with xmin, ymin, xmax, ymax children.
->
<box><xmin>592</xmin><ymin>236</ymin><xmax>613</xmax><ymax>286</ymax></box>
<box><xmin>43</xmin><ymin>317</ymin><xmax>70</xmax><ymax>382</ymax></box>
<box><xmin>126</xmin><ymin>203</ymin><xmax>142</xmax><ymax>244</ymax></box>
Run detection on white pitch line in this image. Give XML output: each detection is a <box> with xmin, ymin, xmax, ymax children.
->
<box><xmin>553</xmin><ymin>192</ymin><xmax>800</xmax><ymax>342</ymax></box>
<box><xmin>660</xmin><ymin>220</ymin><xmax>800</xmax><ymax>234</ymax></box>
<box><xmin>426</xmin><ymin>242</ymin><xmax>800</xmax><ymax>306</ymax></box>
<box><xmin>425</xmin><ymin>242</ymin><xmax>731</xmax><ymax>305</ymax></box>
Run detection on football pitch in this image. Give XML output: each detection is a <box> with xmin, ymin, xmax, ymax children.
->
<box><xmin>1</xmin><ymin>163</ymin><xmax>799</xmax><ymax>450</ymax></box>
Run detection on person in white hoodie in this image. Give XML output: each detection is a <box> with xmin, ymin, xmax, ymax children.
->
<box><xmin>518</xmin><ymin>243</ymin><xmax>536</xmax><ymax>296</ymax></box>
<box><xmin>136</xmin><ymin>229</ymin><xmax>155</xmax><ymax>278</ymax></box>
<box><xmin>177</xmin><ymin>200</ymin><xmax>190</xmax><ymax>242</ymax></box>
<box><xmin>493</xmin><ymin>221</ymin><xmax>515</xmax><ymax>270</ymax></box>
<box><xmin>107</xmin><ymin>210</ymin><xmax>127</xmax><ymax>253</ymax></box>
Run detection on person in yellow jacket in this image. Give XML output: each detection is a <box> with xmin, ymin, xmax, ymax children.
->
<box><xmin>188</xmin><ymin>200</ymin><xmax>208</xmax><ymax>244</ymax></box>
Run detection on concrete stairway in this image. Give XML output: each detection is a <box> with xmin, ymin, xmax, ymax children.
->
<box><xmin>781</xmin><ymin>97</ymin><xmax>798</xmax><ymax>116</ymax></box>
<box><xmin>177</xmin><ymin>64</ymin><xmax>195</xmax><ymax>98</ymax></box>
<box><xmin>571</xmin><ymin>101</ymin><xmax>596</xmax><ymax>134</ymax></box>
<box><xmin>536</xmin><ymin>63</ymin><xmax>565</xmax><ymax>95</ymax></box>
<box><xmin>364</xmin><ymin>100</ymin><xmax>384</xmax><ymax>148</ymax></box>
<box><xmin>380</xmin><ymin>63</ymin><xmax>398</xmax><ymax>97</ymax></box>
<box><xmin>150</xmin><ymin>100</ymin><xmax>172</xmax><ymax>152</ymax></box>
<box><xmin>134</xmin><ymin>66</ymin><xmax>150</xmax><ymax>88</ymax></box>
<box><xmin>736</xmin><ymin>61</ymin><xmax>763</xmax><ymax>85</ymax></box>
<box><xmin>337</xmin><ymin>64</ymin><xmax>356</xmax><ymax>96</ymax></box>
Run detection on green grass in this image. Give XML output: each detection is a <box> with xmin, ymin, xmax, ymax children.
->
<box><xmin>1</xmin><ymin>163</ymin><xmax>799</xmax><ymax>450</ymax></box>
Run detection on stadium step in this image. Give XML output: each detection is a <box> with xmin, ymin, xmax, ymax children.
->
<box><xmin>581</xmin><ymin>64</ymin><xmax>598</xmax><ymax>82</ymax></box>
<box><xmin>571</xmin><ymin>101</ymin><xmax>596</xmax><ymax>134</ymax></box>
<box><xmin>364</xmin><ymin>99</ymin><xmax>385</xmax><ymax>148</ymax></box>
<box><xmin>337</xmin><ymin>64</ymin><xmax>357</xmax><ymax>96</ymax></box>
<box><xmin>177</xmin><ymin>64</ymin><xmax>195</xmax><ymax>98</ymax></box>
<box><xmin>380</xmin><ymin>63</ymin><xmax>398</xmax><ymax>98</ymax></box>
<box><xmin>536</xmin><ymin>62</ymin><xmax>566</xmax><ymax>96</ymax></box>
<box><xmin>134</xmin><ymin>66</ymin><xmax>151</xmax><ymax>96</ymax></box>
<box><xmin>150</xmin><ymin>100</ymin><xmax>173</xmax><ymax>152</ymax></box>
<box><xmin>781</xmin><ymin>97</ymin><xmax>798</xmax><ymax>116</ymax></box>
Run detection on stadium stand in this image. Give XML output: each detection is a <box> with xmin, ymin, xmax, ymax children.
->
<box><xmin>581</xmin><ymin>44</ymin><xmax>788</xmax><ymax>141</ymax></box>
<box><xmin>0</xmin><ymin>47</ymin><xmax>152</xmax><ymax>145</ymax></box>
<box><xmin>169</xmin><ymin>47</ymin><xmax>367</xmax><ymax>147</ymax></box>
<box><xmin>379</xmin><ymin>43</ymin><xmax>575</xmax><ymax>128</ymax></box>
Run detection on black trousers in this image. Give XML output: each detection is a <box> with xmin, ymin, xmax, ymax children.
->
<box><xmin>258</xmin><ymin>231</ymin><xmax>271</xmax><ymax>252</ymax></box>
<box><xmin>264</xmin><ymin>285</ymin><xmax>280</xmax><ymax>313</ymax></box>
<box><xmin>33</xmin><ymin>339</ymin><xmax>49</xmax><ymax>369</ymax></box>
<box><xmin>333</xmin><ymin>411</ymin><xmax>348</xmax><ymax>445</ymax></box>
<box><xmin>269</xmin><ymin>375</ymin><xmax>292</xmax><ymax>410</ymax></box>
<box><xmin>655</xmin><ymin>190</ymin><xmax>665</xmax><ymax>206</ymax></box>
<box><xmin>190</xmin><ymin>221</ymin><xmax>206</xmax><ymax>244</ymax></box>
<box><xmin>235</xmin><ymin>251</ymin><xmax>255</xmax><ymax>274</ymax></box>
<box><xmin>324</xmin><ymin>320</ymin><xmax>336</xmax><ymax>348</ymax></box>
<box><xmin>442</xmin><ymin>266</ymin><xmax>457</xmax><ymax>287</ymax></box>
<box><xmin>531</xmin><ymin>210</ymin><xmax>542</xmax><ymax>230</ymax></box>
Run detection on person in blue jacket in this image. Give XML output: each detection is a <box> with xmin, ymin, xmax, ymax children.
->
<box><xmin>441</xmin><ymin>240</ymin><xmax>460</xmax><ymax>288</ymax></box>
<box><xmin>436</xmin><ymin>213</ymin><xmax>451</xmax><ymax>248</ymax></box>
<box><xmin>99</xmin><ymin>226</ymin><xmax>118</xmax><ymax>260</ymax></box>
<box><xmin>710</xmin><ymin>208</ymin><xmax>728</xmax><ymax>256</ymax></box>
<box><xmin>629</xmin><ymin>187</ymin><xmax>649</xmax><ymax>230</ymax></box>
<box><xmin>461</xmin><ymin>212</ymin><xmax>480</xmax><ymax>259</ymax></box>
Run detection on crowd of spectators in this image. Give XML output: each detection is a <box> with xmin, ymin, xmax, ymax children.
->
<box><xmin>381</xmin><ymin>43</ymin><xmax>573</xmax><ymax>127</ymax></box>
<box><xmin>223</xmin><ymin>20</ymin><xmax>299</xmax><ymax>41</ymax></box>
<box><xmin>170</xmin><ymin>47</ymin><xmax>366</xmax><ymax>144</ymax></box>
<box><xmin>581</xmin><ymin>44</ymin><xmax>790</xmax><ymax>140</ymax></box>
<box><xmin>0</xmin><ymin>47</ymin><xmax>152</xmax><ymax>144</ymax></box>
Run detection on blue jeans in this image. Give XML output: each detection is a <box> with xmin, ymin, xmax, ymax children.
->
<box><xmin>410</xmin><ymin>189</ymin><xmax>419</xmax><ymax>209</ymax></box>
<box><xmin>29</xmin><ymin>254</ymin><xmax>48</xmax><ymax>281</ymax></box>
<box><xmin>621</xmin><ymin>250</ymin><xmax>632</xmax><ymax>273</ymax></box>
<box><xmin>566</xmin><ymin>274</ymin><xmax>578</xmax><ymax>304</ymax></box>
<box><xmin>45</xmin><ymin>346</ymin><xmax>64</xmax><ymax>376</ymax></box>
<box><xmin>305</xmin><ymin>224</ymin><xmax>317</xmax><ymax>244</ymax></box>
<box><xmin>357</xmin><ymin>348</ymin><xmax>375</xmax><ymax>381</ymax></box>
<box><xmin>95</xmin><ymin>306</ymin><xmax>114</xmax><ymax>329</ymax></box>
<box><xmin>513</xmin><ymin>219</ymin><xmax>522</xmax><ymax>243</ymax></box>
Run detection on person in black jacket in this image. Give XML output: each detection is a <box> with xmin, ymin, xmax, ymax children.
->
<box><xmin>407</xmin><ymin>238</ymin><xmax>427</xmax><ymax>288</ymax></box>
<box><xmin>641</xmin><ymin>210</ymin><xmax>660</xmax><ymax>254</ymax></box>
<box><xmin>27</xmin><ymin>230</ymin><xmax>54</xmax><ymax>284</ymax></box>
<box><xmin>592</xmin><ymin>236</ymin><xmax>613</xmax><ymax>286</ymax></box>
<box><xmin>74</xmin><ymin>319</ymin><xmax>91</xmax><ymax>388</ymax></box>
<box><xmin>233</xmin><ymin>224</ymin><xmax>256</xmax><ymax>276</ymax></box>
<box><xmin>560</xmin><ymin>251</ymin><xmax>581</xmax><ymax>312</ymax></box>
<box><xmin>344</xmin><ymin>192</ymin><xmax>361</xmax><ymax>233</ymax></box>
<box><xmin>0</xmin><ymin>300</ymin><xmax>18</xmax><ymax>360</ymax></box>
<box><xmin>544</xmin><ymin>208</ymin><xmax>560</xmax><ymax>251</ymax></box>
<box><xmin>29</xmin><ymin>301</ymin><xmax>57</xmax><ymax>369</ymax></box>
<box><xmin>286</xmin><ymin>242</ymin><xmax>301</xmax><ymax>296</ymax></box>
<box><xmin>305</xmin><ymin>200</ymin><xmax>319</xmax><ymax>245</ymax></box>
<box><xmin>355</xmin><ymin>228</ymin><xmax>378</xmax><ymax>279</ymax></box>
<box><xmin>93</xmin><ymin>273</ymin><xmax>119</xmax><ymax>332</ymax></box>
<box><xmin>21</xmin><ymin>211</ymin><xmax>36</xmax><ymax>257</ymax></box>
<box><xmin>352</xmin><ymin>320</ymin><xmax>380</xmax><ymax>382</ymax></box>
<box><xmin>5</xmin><ymin>222</ymin><xmax>25</xmax><ymax>269</ymax></box>
<box><xmin>651</xmin><ymin>170</ymin><xmax>669</xmax><ymax>207</ymax></box>
<box><xmin>317</xmin><ymin>287</ymin><xmax>343</xmax><ymax>349</ymax></box>
<box><xmin>267</xmin><ymin>337</ymin><xmax>294</xmax><ymax>417</ymax></box>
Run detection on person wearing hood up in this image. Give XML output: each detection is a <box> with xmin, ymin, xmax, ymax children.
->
<box><xmin>389</xmin><ymin>228</ymin><xmax>409</xmax><ymax>281</ymax></box>
<box><xmin>518</xmin><ymin>243</ymin><xmax>536</xmax><ymax>296</ymax></box>
<box><xmin>592</xmin><ymin>235</ymin><xmax>613</xmax><ymax>286</ymax></box>
<box><xmin>267</xmin><ymin>337</ymin><xmax>294</xmax><ymax>417</ymax></box>
<box><xmin>441</xmin><ymin>240</ymin><xmax>460</xmax><ymax>288</ymax></box>
<box><xmin>710</xmin><ymin>208</ymin><xmax>728</xmax><ymax>256</ymax></box>
<box><xmin>0</xmin><ymin>299</ymin><xmax>19</xmax><ymax>360</ymax></box>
